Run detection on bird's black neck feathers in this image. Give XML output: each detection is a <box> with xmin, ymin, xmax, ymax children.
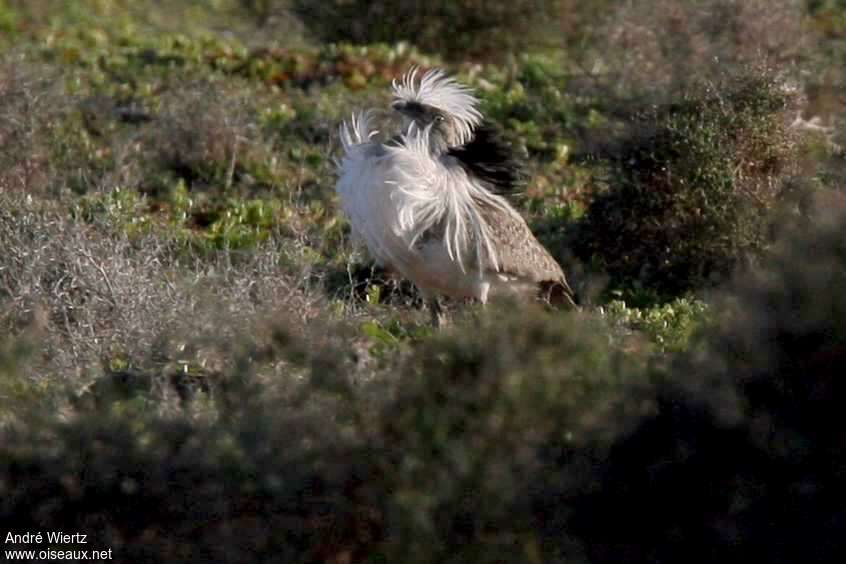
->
<box><xmin>447</xmin><ymin>122</ymin><xmax>527</xmax><ymax>195</ymax></box>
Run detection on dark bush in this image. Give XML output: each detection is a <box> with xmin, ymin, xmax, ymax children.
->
<box><xmin>0</xmin><ymin>325</ymin><xmax>375</xmax><ymax>563</ymax></box>
<box><xmin>291</xmin><ymin>0</ymin><xmax>564</xmax><ymax>61</ymax></box>
<box><xmin>568</xmin><ymin>192</ymin><xmax>846</xmax><ymax>564</ymax></box>
<box><xmin>374</xmin><ymin>307</ymin><xmax>638</xmax><ymax>563</ymax></box>
<box><xmin>573</xmin><ymin>69</ymin><xmax>803</xmax><ymax>299</ymax></box>
<box><xmin>0</xmin><ymin>305</ymin><xmax>641</xmax><ymax>563</ymax></box>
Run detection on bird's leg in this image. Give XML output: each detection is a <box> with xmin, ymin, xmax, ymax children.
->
<box><xmin>427</xmin><ymin>295</ymin><xmax>450</xmax><ymax>329</ymax></box>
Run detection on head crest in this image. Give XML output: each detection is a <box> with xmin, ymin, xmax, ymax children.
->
<box><xmin>392</xmin><ymin>67</ymin><xmax>482</xmax><ymax>145</ymax></box>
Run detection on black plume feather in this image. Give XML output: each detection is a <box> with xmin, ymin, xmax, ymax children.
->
<box><xmin>448</xmin><ymin>122</ymin><xmax>528</xmax><ymax>195</ymax></box>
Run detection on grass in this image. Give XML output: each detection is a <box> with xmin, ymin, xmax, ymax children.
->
<box><xmin>2</xmin><ymin>1</ymin><xmax>846</xmax><ymax>562</ymax></box>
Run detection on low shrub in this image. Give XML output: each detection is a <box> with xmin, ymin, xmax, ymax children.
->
<box><xmin>0</xmin><ymin>193</ymin><xmax>322</xmax><ymax>404</ymax></box>
<box><xmin>573</xmin><ymin>69</ymin><xmax>804</xmax><ymax>299</ymax></box>
<box><xmin>151</xmin><ymin>83</ymin><xmax>259</xmax><ymax>193</ymax></box>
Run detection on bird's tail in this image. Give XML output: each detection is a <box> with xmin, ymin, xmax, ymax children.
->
<box><xmin>539</xmin><ymin>279</ymin><xmax>579</xmax><ymax>310</ymax></box>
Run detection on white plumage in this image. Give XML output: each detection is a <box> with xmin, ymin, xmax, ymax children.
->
<box><xmin>335</xmin><ymin>68</ymin><xmax>575</xmax><ymax>321</ymax></box>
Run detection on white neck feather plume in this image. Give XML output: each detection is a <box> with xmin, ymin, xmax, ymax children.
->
<box><xmin>392</xmin><ymin>68</ymin><xmax>483</xmax><ymax>146</ymax></box>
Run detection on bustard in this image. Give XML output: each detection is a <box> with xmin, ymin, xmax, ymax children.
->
<box><xmin>336</xmin><ymin>68</ymin><xmax>576</xmax><ymax>325</ymax></box>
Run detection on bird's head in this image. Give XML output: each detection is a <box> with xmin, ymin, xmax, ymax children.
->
<box><xmin>392</xmin><ymin>68</ymin><xmax>482</xmax><ymax>150</ymax></box>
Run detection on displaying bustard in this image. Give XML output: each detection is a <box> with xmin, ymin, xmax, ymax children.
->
<box><xmin>336</xmin><ymin>68</ymin><xmax>576</xmax><ymax>325</ymax></box>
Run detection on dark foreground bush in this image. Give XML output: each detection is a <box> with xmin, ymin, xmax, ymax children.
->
<box><xmin>571</xmin><ymin>192</ymin><xmax>846</xmax><ymax>564</ymax></box>
<box><xmin>4</xmin><ymin>196</ymin><xmax>846</xmax><ymax>562</ymax></box>
<box><xmin>373</xmin><ymin>309</ymin><xmax>639</xmax><ymax>563</ymax></box>
<box><xmin>574</xmin><ymin>69</ymin><xmax>802</xmax><ymax>299</ymax></box>
<box><xmin>0</xmin><ymin>307</ymin><xmax>639</xmax><ymax>563</ymax></box>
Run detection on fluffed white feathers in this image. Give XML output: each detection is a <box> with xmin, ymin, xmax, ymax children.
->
<box><xmin>392</xmin><ymin>68</ymin><xmax>482</xmax><ymax>145</ymax></box>
<box><xmin>385</xmin><ymin>122</ymin><xmax>507</xmax><ymax>273</ymax></box>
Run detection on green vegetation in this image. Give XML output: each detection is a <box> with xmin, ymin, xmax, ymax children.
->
<box><xmin>2</xmin><ymin>1</ymin><xmax>846</xmax><ymax>561</ymax></box>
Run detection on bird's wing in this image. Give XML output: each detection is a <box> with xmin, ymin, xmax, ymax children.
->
<box><xmin>477</xmin><ymin>200</ymin><xmax>576</xmax><ymax>303</ymax></box>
